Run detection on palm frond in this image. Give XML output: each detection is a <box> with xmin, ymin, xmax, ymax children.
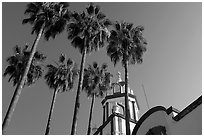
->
<box><xmin>115</xmin><ymin>22</ymin><xmax>121</xmax><ymax>31</ymax></box>
<box><xmin>6</xmin><ymin>56</ymin><xmax>18</xmax><ymax>66</ymax></box>
<box><xmin>83</xmin><ymin>62</ymin><xmax>112</xmax><ymax>98</ymax></box>
<box><xmin>95</xmin><ymin>5</ymin><xmax>100</xmax><ymax>15</ymax></box>
<box><xmin>97</xmin><ymin>12</ymin><xmax>106</xmax><ymax>20</ymax></box>
<box><xmin>3</xmin><ymin>66</ymin><xmax>15</xmax><ymax>77</ymax></box>
<box><xmin>59</xmin><ymin>54</ymin><xmax>65</xmax><ymax>63</ymax></box>
<box><xmin>67</xmin><ymin>23</ymin><xmax>81</xmax><ymax>40</ymax></box>
<box><xmin>24</xmin><ymin>2</ymin><xmax>70</xmax><ymax>39</ymax></box>
<box><xmin>86</xmin><ymin>3</ymin><xmax>94</xmax><ymax>16</ymax></box>
<box><xmin>93</xmin><ymin>62</ymin><xmax>98</xmax><ymax>69</ymax></box>
<box><xmin>22</xmin><ymin>16</ymin><xmax>36</xmax><ymax>25</ymax></box>
<box><xmin>126</xmin><ymin>23</ymin><xmax>133</xmax><ymax>31</ymax></box>
<box><xmin>101</xmin><ymin>63</ymin><xmax>108</xmax><ymax>71</ymax></box>
<box><xmin>31</xmin><ymin>19</ymin><xmax>44</xmax><ymax>34</ymax></box>
<box><xmin>44</xmin><ymin>13</ymin><xmax>69</xmax><ymax>40</ymax></box>
<box><xmin>68</xmin><ymin>3</ymin><xmax>111</xmax><ymax>55</ymax></box>
<box><xmin>107</xmin><ymin>40</ymin><xmax>122</xmax><ymax>66</ymax></box>
<box><xmin>4</xmin><ymin>44</ymin><xmax>46</xmax><ymax>87</ymax></box>
<box><xmin>71</xmin><ymin>36</ymin><xmax>84</xmax><ymax>53</ymax></box>
<box><xmin>103</xmin><ymin>19</ymin><xmax>112</xmax><ymax>27</ymax></box>
<box><xmin>44</xmin><ymin>54</ymin><xmax>78</xmax><ymax>92</ymax></box>
<box><xmin>67</xmin><ymin>58</ymin><xmax>74</xmax><ymax>66</ymax></box>
<box><xmin>107</xmin><ymin>21</ymin><xmax>147</xmax><ymax>66</ymax></box>
<box><xmin>34</xmin><ymin>51</ymin><xmax>47</xmax><ymax>62</ymax></box>
<box><xmin>13</xmin><ymin>45</ymin><xmax>21</xmax><ymax>54</ymax></box>
<box><xmin>111</xmin><ymin>52</ymin><xmax>121</xmax><ymax>66</ymax></box>
<box><xmin>24</xmin><ymin>2</ymin><xmax>42</xmax><ymax>15</ymax></box>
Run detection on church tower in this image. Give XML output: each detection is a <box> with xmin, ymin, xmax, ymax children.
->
<box><xmin>93</xmin><ymin>72</ymin><xmax>140</xmax><ymax>135</ymax></box>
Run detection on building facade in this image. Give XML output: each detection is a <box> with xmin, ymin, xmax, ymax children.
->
<box><xmin>132</xmin><ymin>96</ymin><xmax>202</xmax><ymax>135</ymax></box>
<box><xmin>94</xmin><ymin>73</ymin><xmax>202</xmax><ymax>135</ymax></box>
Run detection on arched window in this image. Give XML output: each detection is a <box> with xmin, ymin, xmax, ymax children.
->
<box><xmin>146</xmin><ymin>125</ymin><xmax>167</xmax><ymax>135</ymax></box>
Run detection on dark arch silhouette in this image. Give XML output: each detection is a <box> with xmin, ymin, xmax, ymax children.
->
<box><xmin>132</xmin><ymin>106</ymin><xmax>170</xmax><ymax>135</ymax></box>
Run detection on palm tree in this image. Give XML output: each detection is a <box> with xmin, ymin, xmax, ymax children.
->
<box><xmin>3</xmin><ymin>45</ymin><xmax>46</xmax><ymax>134</ymax></box>
<box><xmin>67</xmin><ymin>3</ymin><xmax>112</xmax><ymax>134</ymax></box>
<box><xmin>44</xmin><ymin>54</ymin><xmax>78</xmax><ymax>135</ymax></box>
<box><xmin>2</xmin><ymin>2</ymin><xmax>70</xmax><ymax>134</ymax></box>
<box><xmin>107</xmin><ymin>21</ymin><xmax>147</xmax><ymax>135</ymax></box>
<box><xmin>83</xmin><ymin>62</ymin><xmax>112</xmax><ymax>135</ymax></box>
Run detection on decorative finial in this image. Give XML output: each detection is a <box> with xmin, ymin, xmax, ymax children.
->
<box><xmin>112</xmin><ymin>102</ymin><xmax>119</xmax><ymax>113</ymax></box>
<box><xmin>116</xmin><ymin>72</ymin><xmax>122</xmax><ymax>82</ymax></box>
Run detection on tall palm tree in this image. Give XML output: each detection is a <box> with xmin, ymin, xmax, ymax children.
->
<box><xmin>3</xmin><ymin>45</ymin><xmax>46</xmax><ymax>134</ymax></box>
<box><xmin>67</xmin><ymin>3</ymin><xmax>112</xmax><ymax>134</ymax></box>
<box><xmin>83</xmin><ymin>62</ymin><xmax>112</xmax><ymax>135</ymax></box>
<box><xmin>107</xmin><ymin>21</ymin><xmax>147</xmax><ymax>135</ymax></box>
<box><xmin>2</xmin><ymin>2</ymin><xmax>70</xmax><ymax>134</ymax></box>
<box><xmin>44</xmin><ymin>54</ymin><xmax>78</xmax><ymax>135</ymax></box>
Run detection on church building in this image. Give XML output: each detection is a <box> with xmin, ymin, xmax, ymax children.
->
<box><xmin>93</xmin><ymin>73</ymin><xmax>202</xmax><ymax>135</ymax></box>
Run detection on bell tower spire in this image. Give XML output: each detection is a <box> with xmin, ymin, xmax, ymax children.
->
<box><xmin>93</xmin><ymin>72</ymin><xmax>140</xmax><ymax>135</ymax></box>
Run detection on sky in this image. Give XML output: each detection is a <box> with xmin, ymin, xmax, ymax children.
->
<box><xmin>2</xmin><ymin>2</ymin><xmax>202</xmax><ymax>135</ymax></box>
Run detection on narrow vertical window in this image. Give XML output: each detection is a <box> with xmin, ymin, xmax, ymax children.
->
<box><xmin>132</xmin><ymin>101</ymin><xmax>136</xmax><ymax>121</ymax></box>
<box><xmin>103</xmin><ymin>106</ymin><xmax>105</xmax><ymax>122</ymax></box>
<box><xmin>106</xmin><ymin>102</ymin><xmax>109</xmax><ymax>118</ymax></box>
<box><xmin>118</xmin><ymin>117</ymin><xmax>122</xmax><ymax>134</ymax></box>
<box><xmin>129</xmin><ymin>101</ymin><xmax>133</xmax><ymax>119</ymax></box>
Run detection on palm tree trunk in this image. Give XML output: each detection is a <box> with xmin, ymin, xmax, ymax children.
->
<box><xmin>71</xmin><ymin>46</ymin><xmax>87</xmax><ymax>135</ymax></box>
<box><xmin>124</xmin><ymin>60</ymin><xmax>131</xmax><ymax>135</ymax></box>
<box><xmin>45</xmin><ymin>87</ymin><xmax>58</xmax><ymax>135</ymax></box>
<box><xmin>87</xmin><ymin>95</ymin><xmax>95</xmax><ymax>135</ymax></box>
<box><xmin>2</xmin><ymin>24</ymin><xmax>45</xmax><ymax>134</ymax></box>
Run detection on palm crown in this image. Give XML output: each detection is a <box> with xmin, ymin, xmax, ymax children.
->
<box><xmin>107</xmin><ymin>21</ymin><xmax>147</xmax><ymax>66</ymax></box>
<box><xmin>23</xmin><ymin>2</ymin><xmax>70</xmax><ymax>40</ymax></box>
<box><xmin>83</xmin><ymin>62</ymin><xmax>112</xmax><ymax>98</ymax></box>
<box><xmin>44</xmin><ymin>54</ymin><xmax>79</xmax><ymax>92</ymax></box>
<box><xmin>67</xmin><ymin>3</ymin><xmax>112</xmax><ymax>54</ymax></box>
<box><xmin>3</xmin><ymin>45</ymin><xmax>46</xmax><ymax>87</ymax></box>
